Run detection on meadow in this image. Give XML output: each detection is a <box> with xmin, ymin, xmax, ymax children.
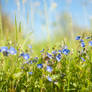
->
<box><xmin>1</xmin><ymin>22</ymin><xmax>92</xmax><ymax>92</ymax></box>
<box><xmin>1</xmin><ymin>0</ymin><xmax>92</xmax><ymax>92</ymax></box>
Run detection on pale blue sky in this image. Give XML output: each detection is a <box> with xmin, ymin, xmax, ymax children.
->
<box><xmin>1</xmin><ymin>0</ymin><xmax>92</xmax><ymax>42</ymax></box>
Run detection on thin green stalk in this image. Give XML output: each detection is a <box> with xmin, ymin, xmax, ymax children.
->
<box><xmin>30</xmin><ymin>0</ymin><xmax>34</xmax><ymax>43</ymax></box>
<box><xmin>68</xmin><ymin>78</ymin><xmax>70</xmax><ymax>92</ymax></box>
<box><xmin>19</xmin><ymin>22</ymin><xmax>21</xmax><ymax>32</ymax></box>
<box><xmin>0</xmin><ymin>6</ymin><xmax>2</xmax><ymax>41</ymax></box>
<box><xmin>15</xmin><ymin>15</ymin><xmax>18</xmax><ymax>43</ymax></box>
<box><xmin>67</xmin><ymin>59</ymin><xmax>70</xmax><ymax>92</ymax></box>
<box><xmin>43</xmin><ymin>0</ymin><xmax>50</xmax><ymax>46</ymax></box>
<box><xmin>82</xmin><ymin>1</ymin><xmax>89</xmax><ymax>30</ymax></box>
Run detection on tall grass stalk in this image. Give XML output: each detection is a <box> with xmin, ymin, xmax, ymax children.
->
<box><xmin>0</xmin><ymin>6</ymin><xmax>2</xmax><ymax>41</ymax></box>
<box><xmin>82</xmin><ymin>1</ymin><xmax>89</xmax><ymax>30</ymax></box>
<box><xmin>15</xmin><ymin>15</ymin><xmax>18</xmax><ymax>43</ymax></box>
<box><xmin>66</xmin><ymin>1</ymin><xmax>74</xmax><ymax>40</ymax></box>
<box><xmin>30</xmin><ymin>0</ymin><xmax>34</xmax><ymax>43</ymax></box>
<box><xmin>43</xmin><ymin>0</ymin><xmax>50</xmax><ymax>46</ymax></box>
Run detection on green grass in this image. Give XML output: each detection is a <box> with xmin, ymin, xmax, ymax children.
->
<box><xmin>0</xmin><ymin>24</ymin><xmax>92</xmax><ymax>92</ymax></box>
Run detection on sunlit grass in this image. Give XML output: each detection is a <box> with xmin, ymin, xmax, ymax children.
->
<box><xmin>1</xmin><ymin>22</ymin><xmax>92</xmax><ymax>91</ymax></box>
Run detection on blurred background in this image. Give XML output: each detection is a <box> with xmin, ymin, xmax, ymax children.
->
<box><xmin>0</xmin><ymin>0</ymin><xmax>92</xmax><ymax>48</ymax></box>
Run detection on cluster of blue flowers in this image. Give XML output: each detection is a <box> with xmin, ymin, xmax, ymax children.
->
<box><xmin>20</xmin><ymin>53</ymin><xmax>30</xmax><ymax>60</ymax></box>
<box><xmin>0</xmin><ymin>46</ymin><xmax>17</xmax><ymax>56</ymax></box>
<box><xmin>1</xmin><ymin>35</ymin><xmax>92</xmax><ymax>91</ymax></box>
<box><xmin>1</xmin><ymin>34</ymin><xmax>92</xmax><ymax>82</ymax></box>
<box><xmin>75</xmin><ymin>35</ymin><xmax>92</xmax><ymax>62</ymax></box>
<box><xmin>0</xmin><ymin>44</ymin><xmax>71</xmax><ymax>82</ymax></box>
<box><xmin>2</xmin><ymin>35</ymin><xmax>91</xmax><ymax>82</ymax></box>
<box><xmin>75</xmin><ymin>36</ymin><xmax>92</xmax><ymax>47</ymax></box>
<box><xmin>37</xmin><ymin>46</ymin><xmax>70</xmax><ymax>81</ymax></box>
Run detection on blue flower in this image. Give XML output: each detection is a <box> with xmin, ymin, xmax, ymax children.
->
<box><xmin>8</xmin><ymin>47</ymin><xmax>17</xmax><ymax>55</ymax></box>
<box><xmin>37</xmin><ymin>64</ymin><xmax>43</xmax><ymax>69</ymax></box>
<box><xmin>28</xmin><ymin>45</ymin><xmax>32</xmax><ymax>49</ymax></box>
<box><xmin>64</xmin><ymin>45</ymin><xmax>68</xmax><ymax>49</ymax></box>
<box><xmin>29</xmin><ymin>60</ymin><xmax>33</xmax><ymax>64</ymax></box>
<box><xmin>52</xmin><ymin>50</ymin><xmax>57</xmax><ymax>55</ymax></box>
<box><xmin>86</xmin><ymin>37</ymin><xmax>90</xmax><ymax>39</ymax></box>
<box><xmin>28</xmin><ymin>45</ymin><xmax>32</xmax><ymax>53</ymax></box>
<box><xmin>47</xmin><ymin>76</ymin><xmax>52</xmax><ymax>82</ymax></box>
<box><xmin>47</xmin><ymin>53</ymin><xmax>52</xmax><ymax>59</ymax></box>
<box><xmin>0</xmin><ymin>46</ymin><xmax>8</xmax><ymax>52</ymax></box>
<box><xmin>81</xmin><ymin>42</ymin><xmax>85</xmax><ymax>47</ymax></box>
<box><xmin>23</xmin><ymin>61</ymin><xmax>30</xmax><ymax>64</ymax></box>
<box><xmin>40</xmin><ymin>49</ymin><xmax>45</xmax><ymax>53</ymax></box>
<box><xmin>56</xmin><ymin>54</ymin><xmax>61</xmax><ymax>62</ymax></box>
<box><xmin>23</xmin><ymin>53</ymin><xmax>30</xmax><ymax>60</ymax></box>
<box><xmin>34</xmin><ymin>57</ymin><xmax>38</xmax><ymax>60</ymax></box>
<box><xmin>0</xmin><ymin>47</ymin><xmax>9</xmax><ymax>56</ymax></box>
<box><xmin>28</xmin><ymin>72</ymin><xmax>32</xmax><ymax>75</ymax></box>
<box><xmin>80</xmin><ymin>39</ymin><xmax>84</xmax><ymax>42</ymax></box>
<box><xmin>62</xmin><ymin>49</ymin><xmax>70</xmax><ymax>55</ymax></box>
<box><xmin>46</xmin><ymin>66</ymin><xmax>53</xmax><ymax>72</ymax></box>
<box><xmin>81</xmin><ymin>57</ymin><xmax>85</xmax><ymax>62</ymax></box>
<box><xmin>75</xmin><ymin>36</ymin><xmax>80</xmax><ymax>40</ymax></box>
<box><xmin>89</xmin><ymin>41</ymin><xmax>92</xmax><ymax>46</ymax></box>
<box><xmin>20</xmin><ymin>53</ymin><xmax>24</xmax><ymax>56</ymax></box>
<box><xmin>58</xmin><ymin>50</ymin><xmax>62</xmax><ymax>53</ymax></box>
